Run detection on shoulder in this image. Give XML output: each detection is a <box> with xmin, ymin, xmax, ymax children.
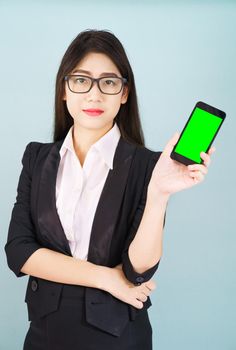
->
<box><xmin>22</xmin><ymin>140</ymin><xmax>55</xmax><ymax>159</ymax></box>
<box><xmin>122</xmin><ymin>137</ymin><xmax>161</xmax><ymax>162</ymax></box>
<box><xmin>21</xmin><ymin>140</ymin><xmax>59</xmax><ymax>173</ymax></box>
<box><xmin>133</xmin><ymin>144</ymin><xmax>162</xmax><ymax>170</ymax></box>
<box><xmin>123</xmin><ymin>139</ymin><xmax>162</xmax><ymax>184</ymax></box>
<box><xmin>25</xmin><ymin>140</ymin><xmax>56</xmax><ymax>152</ymax></box>
<box><xmin>24</xmin><ymin>139</ymin><xmax>62</xmax><ymax>155</ymax></box>
<box><xmin>138</xmin><ymin>145</ymin><xmax>161</xmax><ymax>159</ymax></box>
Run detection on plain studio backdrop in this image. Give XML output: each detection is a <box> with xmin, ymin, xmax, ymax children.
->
<box><xmin>0</xmin><ymin>1</ymin><xmax>235</xmax><ymax>349</ymax></box>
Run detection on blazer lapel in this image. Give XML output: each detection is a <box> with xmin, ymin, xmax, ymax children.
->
<box><xmin>37</xmin><ymin>140</ymin><xmax>72</xmax><ymax>256</ymax></box>
<box><xmin>87</xmin><ymin>137</ymin><xmax>136</xmax><ymax>265</ymax></box>
<box><xmin>37</xmin><ymin>136</ymin><xmax>136</xmax><ymax>263</ymax></box>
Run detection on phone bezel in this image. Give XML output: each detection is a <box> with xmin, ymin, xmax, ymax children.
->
<box><xmin>170</xmin><ymin>101</ymin><xmax>226</xmax><ymax>166</ymax></box>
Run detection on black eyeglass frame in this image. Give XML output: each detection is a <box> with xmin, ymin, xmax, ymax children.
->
<box><xmin>64</xmin><ymin>74</ymin><xmax>128</xmax><ymax>95</ymax></box>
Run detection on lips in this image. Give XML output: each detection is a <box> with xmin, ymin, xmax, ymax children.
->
<box><xmin>82</xmin><ymin>109</ymin><xmax>104</xmax><ymax>117</ymax></box>
<box><xmin>83</xmin><ymin>109</ymin><xmax>104</xmax><ymax>112</ymax></box>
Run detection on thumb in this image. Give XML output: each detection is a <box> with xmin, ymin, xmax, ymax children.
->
<box><xmin>163</xmin><ymin>131</ymin><xmax>180</xmax><ymax>155</ymax></box>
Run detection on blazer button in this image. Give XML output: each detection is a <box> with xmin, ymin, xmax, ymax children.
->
<box><xmin>31</xmin><ymin>280</ymin><xmax>38</xmax><ymax>292</ymax></box>
<box><xmin>135</xmin><ymin>276</ymin><xmax>144</xmax><ymax>284</ymax></box>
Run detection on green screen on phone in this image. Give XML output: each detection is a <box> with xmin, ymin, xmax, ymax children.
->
<box><xmin>174</xmin><ymin>107</ymin><xmax>223</xmax><ymax>163</ymax></box>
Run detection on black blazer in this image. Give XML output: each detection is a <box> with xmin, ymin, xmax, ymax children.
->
<box><xmin>5</xmin><ymin>136</ymin><xmax>163</xmax><ymax>337</ymax></box>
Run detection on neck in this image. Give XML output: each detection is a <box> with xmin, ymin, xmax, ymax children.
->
<box><xmin>72</xmin><ymin>122</ymin><xmax>113</xmax><ymax>158</ymax></box>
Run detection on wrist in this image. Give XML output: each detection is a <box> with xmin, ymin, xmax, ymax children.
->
<box><xmin>95</xmin><ymin>265</ymin><xmax>112</xmax><ymax>292</ymax></box>
<box><xmin>147</xmin><ymin>184</ymin><xmax>170</xmax><ymax>205</ymax></box>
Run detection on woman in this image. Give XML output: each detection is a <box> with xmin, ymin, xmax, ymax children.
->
<box><xmin>5</xmin><ymin>29</ymin><xmax>214</xmax><ymax>350</ymax></box>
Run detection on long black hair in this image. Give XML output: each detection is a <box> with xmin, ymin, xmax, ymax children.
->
<box><xmin>53</xmin><ymin>29</ymin><xmax>145</xmax><ymax>147</ymax></box>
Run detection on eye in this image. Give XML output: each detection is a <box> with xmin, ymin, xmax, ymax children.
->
<box><xmin>76</xmin><ymin>77</ymin><xmax>87</xmax><ymax>84</ymax></box>
<box><xmin>72</xmin><ymin>76</ymin><xmax>90</xmax><ymax>85</ymax></box>
<box><xmin>104</xmin><ymin>79</ymin><xmax>116</xmax><ymax>86</ymax></box>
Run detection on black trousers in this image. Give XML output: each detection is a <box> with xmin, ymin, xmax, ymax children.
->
<box><xmin>23</xmin><ymin>284</ymin><xmax>153</xmax><ymax>350</ymax></box>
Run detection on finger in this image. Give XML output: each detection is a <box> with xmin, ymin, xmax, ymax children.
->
<box><xmin>163</xmin><ymin>132</ymin><xmax>180</xmax><ymax>156</ymax></box>
<box><xmin>208</xmin><ymin>146</ymin><xmax>216</xmax><ymax>155</ymax></box>
<box><xmin>200</xmin><ymin>152</ymin><xmax>211</xmax><ymax>167</ymax></box>
<box><xmin>137</xmin><ymin>293</ymin><xmax>148</xmax><ymax>302</ymax></box>
<box><xmin>134</xmin><ymin>300</ymin><xmax>144</xmax><ymax>309</ymax></box>
<box><xmin>142</xmin><ymin>286</ymin><xmax>151</xmax><ymax>296</ymax></box>
<box><xmin>145</xmin><ymin>285</ymin><xmax>153</xmax><ymax>292</ymax></box>
<box><xmin>142</xmin><ymin>290</ymin><xmax>151</xmax><ymax>298</ymax></box>
<box><xmin>188</xmin><ymin>164</ymin><xmax>208</xmax><ymax>175</ymax></box>
<box><xmin>145</xmin><ymin>280</ymin><xmax>156</xmax><ymax>291</ymax></box>
<box><xmin>189</xmin><ymin>171</ymin><xmax>205</xmax><ymax>182</ymax></box>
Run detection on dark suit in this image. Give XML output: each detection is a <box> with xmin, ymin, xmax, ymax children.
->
<box><xmin>5</xmin><ymin>136</ymin><xmax>163</xmax><ymax>341</ymax></box>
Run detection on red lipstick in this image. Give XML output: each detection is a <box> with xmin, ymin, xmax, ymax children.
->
<box><xmin>82</xmin><ymin>109</ymin><xmax>104</xmax><ymax>117</ymax></box>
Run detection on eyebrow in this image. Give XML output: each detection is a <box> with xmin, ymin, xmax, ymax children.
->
<box><xmin>71</xmin><ymin>69</ymin><xmax>119</xmax><ymax>77</ymax></box>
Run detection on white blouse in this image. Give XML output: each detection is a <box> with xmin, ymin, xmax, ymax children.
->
<box><xmin>55</xmin><ymin>122</ymin><xmax>121</xmax><ymax>260</ymax></box>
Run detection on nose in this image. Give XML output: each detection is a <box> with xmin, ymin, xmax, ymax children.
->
<box><xmin>86</xmin><ymin>81</ymin><xmax>103</xmax><ymax>101</ymax></box>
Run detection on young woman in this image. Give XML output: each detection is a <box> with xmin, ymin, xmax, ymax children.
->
<box><xmin>5</xmin><ymin>29</ymin><xmax>215</xmax><ymax>350</ymax></box>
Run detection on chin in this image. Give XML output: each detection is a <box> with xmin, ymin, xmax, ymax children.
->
<box><xmin>74</xmin><ymin>118</ymin><xmax>113</xmax><ymax>130</ymax></box>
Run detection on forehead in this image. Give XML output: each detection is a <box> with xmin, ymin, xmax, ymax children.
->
<box><xmin>72</xmin><ymin>52</ymin><xmax>121</xmax><ymax>75</ymax></box>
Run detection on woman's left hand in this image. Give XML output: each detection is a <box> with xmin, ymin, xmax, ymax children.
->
<box><xmin>148</xmin><ymin>132</ymin><xmax>216</xmax><ymax>198</ymax></box>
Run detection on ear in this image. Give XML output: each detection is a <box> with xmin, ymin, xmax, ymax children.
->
<box><xmin>121</xmin><ymin>86</ymin><xmax>129</xmax><ymax>104</ymax></box>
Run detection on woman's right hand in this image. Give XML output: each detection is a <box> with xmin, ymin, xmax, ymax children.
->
<box><xmin>104</xmin><ymin>264</ymin><xmax>156</xmax><ymax>309</ymax></box>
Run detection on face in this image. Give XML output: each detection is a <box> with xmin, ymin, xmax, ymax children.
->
<box><xmin>63</xmin><ymin>52</ymin><xmax>129</xmax><ymax>133</ymax></box>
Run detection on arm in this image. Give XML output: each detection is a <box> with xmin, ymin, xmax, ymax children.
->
<box><xmin>20</xmin><ymin>247</ymin><xmax>109</xmax><ymax>290</ymax></box>
<box><xmin>21</xmin><ymin>248</ymin><xmax>156</xmax><ymax>309</ymax></box>
<box><xmin>122</xmin><ymin>152</ymin><xmax>167</xmax><ymax>283</ymax></box>
<box><xmin>126</xmin><ymin>131</ymin><xmax>214</xmax><ymax>275</ymax></box>
<box><xmin>128</xmin><ymin>189</ymin><xmax>169</xmax><ymax>273</ymax></box>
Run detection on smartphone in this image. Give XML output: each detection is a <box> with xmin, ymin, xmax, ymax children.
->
<box><xmin>170</xmin><ymin>101</ymin><xmax>226</xmax><ymax>165</ymax></box>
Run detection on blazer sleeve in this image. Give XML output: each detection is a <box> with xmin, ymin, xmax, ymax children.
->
<box><xmin>121</xmin><ymin>151</ymin><xmax>167</xmax><ymax>285</ymax></box>
<box><xmin>4</xmin><ymin>142</ymin><xmax>43</xmax><ymax>277</ymax></box>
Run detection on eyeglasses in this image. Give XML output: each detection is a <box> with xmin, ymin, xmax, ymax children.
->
<box><xmin>64</xmin><ymin>74</ymin><xmax>128</xmax><ymax>95</ymax></box>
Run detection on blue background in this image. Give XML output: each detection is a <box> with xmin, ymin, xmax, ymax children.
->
<box><xmin>0</xmin><ymin>1</ymin><xmax>235</xmax><ymax>349</ymax></box>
